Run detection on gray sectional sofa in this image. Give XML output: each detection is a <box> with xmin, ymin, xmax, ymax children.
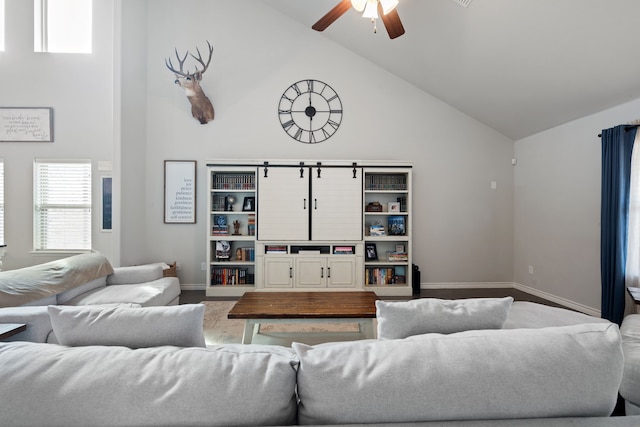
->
<box><xmin>0</xmin><ymin>252</ymin><xmax>180</xmax><ymax>342</ymax></box>
<box><xmin>1</xmin><ymin>296</ymin><xmax>640</xmax><ymax>426</ymax></box>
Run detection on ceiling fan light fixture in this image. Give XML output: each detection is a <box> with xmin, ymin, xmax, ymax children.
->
<box><xmin>351</xmin><ymin>0</ymin><xmax>367</xmax><ymax>12</ymax></box>
<box><xmin>362</xmin><ymin>0</ymin><xmax>379</xmax><ymax>19</ymax></box>
<box><xmin>379</xmin><ymin>0</ymin><xmax>399</xmax><ymax>15</ymax></box>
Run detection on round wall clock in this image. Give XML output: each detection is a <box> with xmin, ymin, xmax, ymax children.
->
<box><xmin>278</xmin><ymin>79</ymin><xmax>343</xmax><ymax>144</ymax></box>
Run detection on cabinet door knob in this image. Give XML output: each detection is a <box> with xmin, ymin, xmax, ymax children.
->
<box><xmin>321</xmin><ymin>267</ymin><xmax>324</xmax><ymax>278</ymax></box>
<box><xmin>314</xmin><ymin>199</ymin><xmax>318</xmax><ymax>210</ymax></box>
<box><xmin>289</xmin><ymin>267</ymin><xmax>293</xmax><ymax>278</ymax></box>
<box><xmin>328</xmin><ymin>267</ymin><xmax>331</xmax><ymax>278</ymax></box>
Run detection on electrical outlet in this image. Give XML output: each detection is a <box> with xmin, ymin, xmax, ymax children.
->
<box><xmin>201</xmin><ymin>262</ymin><xmax>207</xmax><ymax>271</ymax></box>
<box><xmin>176</xmin><ymin>262</ymin><xmax>182</xmax><ymax>271</ymax></box>
<box><xmin>528</xmin><ymin>265</ymin><xmax>534</xmax><ymax>275</ymax></box>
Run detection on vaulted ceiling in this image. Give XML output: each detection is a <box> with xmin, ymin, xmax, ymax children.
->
<box><xmin>263</xmin><ymin>0</ymin><xmax>640</xmax><ymax>140</ymax></box>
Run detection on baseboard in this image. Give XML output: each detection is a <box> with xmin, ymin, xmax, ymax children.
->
<box><xmin>422</xmin><ymin>282</ymin><xmax>514</xmax><ymax>289</ymax></box>
<box><xmin>512</xmin><ymin>282</ymin><xmax>601</xmax><ymax>317</ymax></box>
<box><xmin>180</xmin><ymin>284</ymin><xmax>206</xmax><ymax>291</ymax></box>
<box><xmin>422</xmin><ymin>282</ymin><xmax>601</xmax><ymax>317</ymax></box>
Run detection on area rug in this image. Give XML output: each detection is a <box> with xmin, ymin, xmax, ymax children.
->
<box><xmin>201</xmin><ymin>300</ymin><xmax>363</xmax><ymax>346</ymax></box>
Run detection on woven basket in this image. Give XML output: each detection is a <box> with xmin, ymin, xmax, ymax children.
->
<box><xmin>163</xmin><ymin>262</ymin><xmax>177</xmax><ymax>277</ymax></box>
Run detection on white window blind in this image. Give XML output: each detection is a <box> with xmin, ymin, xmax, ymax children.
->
<box><xmin>0</xmin><ymin>159</ymin><xmax>4</xmax><ymax>246</ymax></box>
<box><xmin>34</xmin><ymin>159</ymin><xmax>91</xmax><ymax>251</ymax></box>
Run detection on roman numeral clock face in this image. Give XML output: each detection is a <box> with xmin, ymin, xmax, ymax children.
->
<box><xmin>278</xmin><ymin>79</ymin><xmax>343</xmax><ymax>144</ymax></box>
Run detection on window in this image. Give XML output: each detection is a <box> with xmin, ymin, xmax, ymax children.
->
<box><xmin>0</xmin><ymin>0</ymin><xmax>5</xmax><ymax>51</ymax></box>
<box><xmin>34</xmin><ymin>0</ymin><xmax>92</xmax><ymax>53</ymax></box>
<box><xmin>34</xmin><ymin>159</ymin><xmax>91</xmax><ymax>251</ymax></box>
<box><xmin>0</xmin><ymin>159</ymin><xmax>4</xmax><ymax>246</ymax></box>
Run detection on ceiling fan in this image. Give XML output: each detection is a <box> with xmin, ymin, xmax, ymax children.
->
<box><xmin>312</xmin><ymin>0</ymin><xmax>405</xmax><ymax>39</ymax></box>
<box><xmin>311</xmin><ymin>0</ymin><xmax>473</xmax><ymax>40</ymax></box>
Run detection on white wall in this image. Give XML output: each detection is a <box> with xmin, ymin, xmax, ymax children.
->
<box><xmin>0</xmin><ymin>0</ymin><xmax>114</xmax><ymax>268</ymax></box>
<box><xmin>117</xmin><ymin>0</ymin><xmax>515</xmax><ymax>286</ymax></box>
<box><xmin>514</xmin><ymin>97</ymin><xmax>640</xmax><ymax>314</ymax></box>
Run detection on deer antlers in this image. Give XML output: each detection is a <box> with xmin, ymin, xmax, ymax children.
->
<box><xmin>165</xmin><ymin>41</ymin><xmax>214</xmax><ymax>78</ymax></box>
<box><xmin>165</xmin><ymin>41</ymin><xmax>215</xmax><ymax>124</ymax></box>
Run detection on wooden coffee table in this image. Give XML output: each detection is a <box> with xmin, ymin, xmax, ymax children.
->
<box><xmin>228</xmin><ymin>291</ymin><xmax>378</xmax><ymax>344</ymax></box>
<box><xmin>0</xmin><ymin>323</ymin><xmax>26</xmax><ymax>340</ymax></box>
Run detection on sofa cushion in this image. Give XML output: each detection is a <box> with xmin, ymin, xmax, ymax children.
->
<box><xmin>0</xmin><ymin>342</ymin><xmax>298</xmax><ymax>427</ymax></box>
<box><xmin>56</xmin><ymin>276</ymin><xmax>107</xmax><ymax>304</ymax></box>
<box><xmin>106</xmin><ymin>264</ymin><xmax>163</xmax><ymax>285</ymax></box>
<box><xmin>376</xmin><ymin>297</ymin><xmax>513</xmax><ymax>339</ymax></box>
<box><xmin>503</xmin><ymin>301</ymin><xmax>610</xmax><ymax>329</ymax></box>
<box><xmin>48</xmin><ymin>304</ymin><xmax>205</xmax><ymax>348</ymax></box>
<box><xmin>620</xmin><ymin>314</ymin><xmax>640</xmax><ymax>411</ymax></box>
<box><xmin>65</xmin><ymin>277</ymin><xmax>180</xmax><ymax>307</ymax></box>
<box><xmin>0</xmin><ymin>252</ymin><xmax>113</xmax><ymax>308</ymax></box>
<box><xmin>0</xmin><ymin>306</ymin><xmax>53</xmax><ymax>343</ymax></box>
<box><xmin>293</xmin><ymin>323</ymin><xmax>623</xmax><ymax>425</ymax></box>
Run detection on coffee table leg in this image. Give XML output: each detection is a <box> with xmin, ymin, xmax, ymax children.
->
<box><xmin>242</xmin><ymin>320</ymin><xmax>255</xmax><ymax>344</ymax></box>
<box><xmin>359</xmin><ymin>319</ymin><xmax>375</xmax><ymax>339</ymax></box>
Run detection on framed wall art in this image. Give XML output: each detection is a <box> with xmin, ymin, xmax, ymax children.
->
<box><xmin>0</xmin><ymin>107</ymin><xmax>53</xmax><ymax>142</ymax></box>
<box><xmin>164</xmin><ymin>160</ymin><xmax>197</xmax><ymax>224</ymax></box>
<box><xmin>101</xmin><ymin>176</ymin><xmax>112</xmax><ymax>232</ymax></box>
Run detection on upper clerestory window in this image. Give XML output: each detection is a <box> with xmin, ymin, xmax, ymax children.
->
<box><xmin>34</xmin><ymin>0</ymin><xmax>92</xmax><ymax>53</ymax></box>
<box><xmin>0</xmin><ymin>0</ymin><xmax>5</xmax><ymax>51</ymax></box>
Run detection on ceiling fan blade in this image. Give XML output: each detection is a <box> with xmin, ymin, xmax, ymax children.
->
<box><xmin>378</xmin><ymin>2</ymin><xmax>405</xmax><ymax>39</ymax></box>
<box><xmin>312</xmin><ymin>0</ymin><xmax>352</xmax><ymax>32</ymax></box>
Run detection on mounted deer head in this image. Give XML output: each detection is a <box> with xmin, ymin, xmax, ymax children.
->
<box><xmin>165</xmin><ymin>41</ymin><xmax>215</xmax><ymax>124</ymax></box>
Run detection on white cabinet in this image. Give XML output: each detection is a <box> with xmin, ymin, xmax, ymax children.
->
<box><xmin>363</xmin><ymin>169</ymin><xmax>412</xmax><ymax>296</ymax></box>
<box><xmin>263</xmin><ymin>256</ymin><xmax>294</xmax><ymax>288</ymax></box>
<box><xmin>261</xmin><ymin>244</ymin><xmax>360</xmax><ymax>290</ymax></box>
<box><xmin>295</xmin><ymin>256</ymin><xmax>357</xmax><ymax>288</ymax></box>
<box><xmin>258</xmin><ymin>165</ymin><xmax>362</xmax><ymax>241</ymax></box>
<box><xmin>257</xmin><ymin>167</ymin><xmax>309</xmax><ymax>241</ymax></box>
<box><xmin>206</xmin><ymin>166</ymin><xmax>257</xmax><ymax>297</ymax></box>
<box><xmin>206</xmin><ymin>160</ymin><xmax>412</xmax><ymax>296</ymax></box>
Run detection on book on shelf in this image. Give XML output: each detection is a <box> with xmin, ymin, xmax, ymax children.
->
<box><xmin>213</xmin><ymin>174</ymin><xmax>256</xmax><ymax>190</ymax></box>
<box><xmin>394</xmin><ymin>266</ymin><xmax>406</xmax><ymax>284</ymax></box>
<box><xmin>365</xmin><ymin>174</ymin><xmax>407</xmax><ymax>191</ymax></box>
<box><xmin>235</xmin><ymin>247</ymin><xmax>255</xmax><ymax>261</ymax></box>
<box><xmin>387</xmin><ymin>216</ymin><xmax>405</xmax><ymax>236</ymax></box>
<box><xmin>387</xmin><ymin>251</ymin><xmax>408</xmax><ymax>262</ymax></box>
<box><xmin>247</xmin><ymin>214</ymin><xmax>256</xmax><ymax>236</ymax></box>
<box><xmin>212</xmin><ymin>195</ymin><xmax>226</xmax><ymax>211</ymax></box>
<box><xmin>212</xmin><ymin>225</ymin><xmax>229</xmax><ymax>235</ymax></box>
<box><xmin>333</xmin><ymin>246</ymin><xmax>355</xmax><ymax>254</ymax></box>
<box><xmin>210</xmin><ymin>266</ymin><xmax>254</xmax><ymax>285</ymax></box>
<box><xmin>265</xmin><ymin>245</ymin><xmax>288</xmax><ymax>254</ymax></box>
<box><xmin>365</xmin><ymin>266</ymin><xmax>406</xmax><ymax>285</ymax></box>
<box><xmin>369</xmin><ymin>224</ymin><xmax>386</xmax><ymax>236</ymax></box>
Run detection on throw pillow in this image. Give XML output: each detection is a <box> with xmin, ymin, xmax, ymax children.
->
<box><xmin>376</xmin><ymin>296</ymin><xmax>513</xmax><ymax>339</ymax></box>
<box><xmin>48</xmin><ymin>304</ymin><xmax>206</xmax><ymax>348</ymax></box>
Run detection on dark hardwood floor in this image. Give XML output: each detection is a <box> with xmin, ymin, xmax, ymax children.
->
<box><xmin>180</xmin><ymin>287</ymin><xmax>566</xmax><ymax>308</ymax></box>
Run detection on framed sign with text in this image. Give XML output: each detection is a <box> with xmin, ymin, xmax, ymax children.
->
<box><xmin>0</xmin><ymin>107</ymin><xmax>53</xmax><ymax>142</ymax></box>
<box><xmin>164</xmin><ymin>160</ymin><xmax>197</xmax><ymax>224</ymax></box>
